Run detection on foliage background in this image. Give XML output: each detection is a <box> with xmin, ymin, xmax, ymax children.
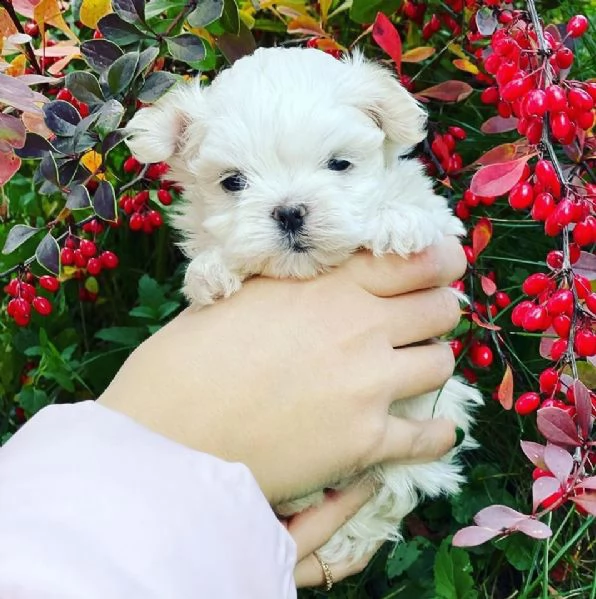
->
<box><xmin>0</xmin><ymin>0</ymin><xmax>594</xmax><ymax>597</ymax></box>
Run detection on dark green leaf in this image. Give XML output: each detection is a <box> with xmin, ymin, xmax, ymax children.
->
<box><xmin>137</xmin><ymin>71</ymin><xmax>178</xmax><ymax>103</ymax></box>
<box><xmin>2</xmin><ymin>224</ymin><xmax>40</xmax><ymax>254</ymax></box>
<box><xmin>350</xmin><ymin>0</ymin><xmax>403</xmax><ymax>24</ymax></box>
<box><xmin>216</xmin><ymin>20</ymin><xmax>256</xmax><ymax>64</ymax></box>
<box><xmin>138</xmin><ymin>274</ymin><xmax>166</xmax><ymax>310</ymax></box>
<box><xmin>145</xmin><ymin>0</ymin><xmax>186</xmax><ymax>18</ymax></box>
<box><xmin>66</xmin><ymin>185</ymin><xmax>91</xmax><ymax>210</ymax></box>
<box><xmin>165</xmin><ymin>34</ymin><xmax>206</xmax><ymax>64</ymax></box>
<box><xmin>35</xmin><ymin>233</ymin><xmax>60</xmax><ymax>275</ymax></box>
<box><xmin>101</xmin><ymin>129</ymin><xmax>126</xmax><ymax>156</ymax></box>
<box><xmin>39</xmin><ymin>153</ymin><xmax>60</xmax><ymax>187</ymax></box>
<box><xmin>107</xmin><ymin>52</ymin><xmax>139</xmax><ymax>96</ymax></box>
<box><xmin>92</xmin><ymin>180</ymin><xmax>117</xmax><ymax>221</ymax></box>
<box><xmin>496</xmin><ymin>535</ymin><xmax>535</xmax><ymax>572</ymax></box>
<box><xmin>14</xmin><ymin>133</ymin><xmax>56</xmax><ymax>159</ymax></box>
<box><xmin>135</xmin><ymin>46</ymin><xmax>159</xmax><ymax>78</ymax></box>
<box><xmin>434</xmin><ymin>539</ymin><xmax>478</xmax><ymax>599</ymax></box>
<box><xmin>98</xmin><ymin>13</ymin><xmax>146</xmax><ymax>45</ymax></box>
<box><xmin>387</xmin><ymin>539</ymin><xmax>423</xmax><ymax>579</ymax></box>
<box><xmin>220</xmin><ymin>0</ymin><xmax>240</xmax><ymax>34</ymax></box>
<box><xmin>112</xmin><ymin>0</ymin><xmax>145</xmax><ymax>24</ymax></box>
<box><xmin>58</xmin><ymin>159</ymin><xmax>80</xmax><ymax>186</ymax></box>
<box><xmin>129</xmin><ymin>305</ymin><xmax>158</xmax><ymax>319</ymax></box>
<box><xmin>187</xmin><ymin>0</ymin><xmax>224</xmax><ymax>28</ymax></box>
<box><xmin>81</xmin><ymin>39</ymin><xmax>124</xmax><ymax>73</ymax></box>
<box><xmin>19</xmin><ymin>387</ymin><xmax>50</xmax><ymax>416</ymax></box>
<box><xmin>43</xmin><ymin>100</ymin><xmax>81</xmax><ymax>137</ymax></box>
<box><xmin>73</xmin><ymin>132</ymin><xmax>98</xmax><ymax>154</ymax></box>
<box><xmin>95</xmin><ymin>326</ymin><xmax>146</xmax><ymax>346</ymax></box>
<box><xmin>65</xmin><ymin>72</ymin><xmax>104</xmax><ymax>105</ymax></box>
<box><xmin>96</xmin><ymin>99</ymin><xmax>125</xmax><ymax>137</ymax></box>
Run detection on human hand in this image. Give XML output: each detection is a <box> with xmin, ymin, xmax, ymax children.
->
<box><xmin>98</xmin><ymin>237</ymin><xmax>466</xmax><ymax>503</ymax></box>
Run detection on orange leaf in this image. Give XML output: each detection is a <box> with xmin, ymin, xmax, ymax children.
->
<box><xmin>34</xmin><ymin>0</ymin><xmax>78</xmax><ymax>42</ymax></box>
<box><xmin>416</xmin><ymin>80</ymin><xmax>473</xmax><ymax>102</ymax></box>
<box><xmin>287</xmin><ymin>15</ymin><xmax>325</xmax><ymax>36</ymax></box>
<box><xmin>473</xmin><ymin>217</ymin><xmax>492</xmax><ymax>258</ymax></box>
<box><xmin>372</xmin><ymin>12</ymin><xmax>401</xmax><ymax>73</ymax></box>
<box><xmin>401</xmin><ymin>46</ymin><xmax>435</xmax><ymax>63</ymax></box>
<box><xmin>480</xmin><ymin>275</ymin><xmax>497</xmax><ymax>296</ymax></box>
<box><xmin>471</xmin><ymin>312</ymin><xmax>501</xmax><ymax>331</ymax></box>
<box><xmin>453</xmin><ymin>58</ymin><xmax>479</xmax><ymax>75</ymax></box>
<box><xmin>470</xmin><ymin>154</ymin><xmax>533</xmax><ymax>197</ymax></box>
<box><xmin>498</xmin><ymin>364</ymin><xmax>514</xmax><ymax>410</ymax></box>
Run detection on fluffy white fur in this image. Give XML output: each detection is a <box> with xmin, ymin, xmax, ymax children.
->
<box><xmin>125</xmin><ymin>47</ymin><xmax>483</xmax><ymax>565</ymax></box>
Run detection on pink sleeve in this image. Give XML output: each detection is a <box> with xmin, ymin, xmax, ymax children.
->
<box><xmin>0</xmin><ymin>401</ymin><xmax>297</xmax><ymax>599</ymax></box>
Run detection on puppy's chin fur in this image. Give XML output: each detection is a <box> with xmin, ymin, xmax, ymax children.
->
<box><xmin>125</xmin><ymin>46</ymin><xmax>481</xmax><ymax>565</ymax></box>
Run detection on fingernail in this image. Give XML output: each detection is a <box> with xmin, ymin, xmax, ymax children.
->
<box><xmin>454</xmin><ymin>426</ymin><xmax>465</xmax><ymax>448</ymax></box>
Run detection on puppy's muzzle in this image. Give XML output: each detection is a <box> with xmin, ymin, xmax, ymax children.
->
<box><xmin>271</xmin><ymin>204</ymin><xmax>307</xmax><ymax>234</ymax></box>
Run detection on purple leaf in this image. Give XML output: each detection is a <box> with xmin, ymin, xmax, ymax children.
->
<box><xmin>35</xmin><ymin>233</ymin><xmax>60</xmax><ymax>275</ymax></box>
<box><xmin>512</xmin><ymin>518</ymin><xmax>553</xmax><ymax>539</ymax></box>
<box><xmin>537</xmin><ymin>407</ymin><xmax>581</xmax><ymax>447</ymax></box>
<box><xmin>577</xmin><ymin>477</ymin><xmax>596</xmax><ymax>491</ymax></box>
<box><xmin>572</xmin><ymin>380</ymin><xmax>593</xmax><ymax>440</ymax></box>
<box><xmin>573</xmin><ymin>251</ymin><xmax>596</xmax><ymax>281</ymax></box>
<box><xmin>570</xmin><ymin>495</ymin><xmax>596</xmax><ymax>516</ymax></box>
<box><xmin>452</xmin><ymin>526</ymin><xmax>501</xmax><ymax>547</ymax></box>
<box><xmin>520</xmin><ymin>441</ymin><xmax>546</xmax><ymax>468</ymax></box>
<box><xmin>0</xmin><ymin>73</ymin><xmax>41</xmax><ymax>113</ymax></box>
<box><xmin>532</xmin><ymin>476</ymin><xmax>561</xmax><ymax>513</ymax></box>
<box><xmin>539</xmin><ymin>326</ymin><xmax>556</xmax><ymax>359</ymax></box>
<box><xmin>543</xmin><ymin>443</ymin><xmax>574</xmax><ymax>484</ymax></box>
<box><xmin>474</xmin><ymin>505</ymin><xmax>527</xmax><ymax>529</ymax></box>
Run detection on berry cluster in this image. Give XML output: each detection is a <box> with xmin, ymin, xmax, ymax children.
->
<box><xmin>118</xmin><ymin>157</ymin><xmax>174</xmax><ymax>233</ymax></box>
<box><xmin>425</xmin><ymin>126</ymin><xmax>468</xmax><ymax>177</ymax></box>
<box><xmin>4</xmin><ymin>274</ymin><xmax>59</xmax><ymax>326</ymax></box>
<box><xmin>54</xmin><ymin>87</ymin><xmax>90</xmax><ymax>118</ymax></box>
<box><xmin>401</xmin><ymin>0</ymin><xmax>467</xmax><ymax>38</ymax></box>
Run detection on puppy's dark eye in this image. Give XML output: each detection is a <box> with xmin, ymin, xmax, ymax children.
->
<box><xmin>327</xmin><ymin>158</ymin><xmax>352</xmax><ymax>172</ymax></box>
<box><xmin>221</xmin><ymin>172</ymin><xmax>248</xmax><ymax>192</ymax></box>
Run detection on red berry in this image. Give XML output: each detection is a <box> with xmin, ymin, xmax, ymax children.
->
<box><xmin>532</xmin><ymin>467</ymin><xmax>554</xmax><ymax>481</ymax></box>
<box><xmin>133</xmin><ymin>190</ymin><xmax>150</xmax><ymax>207</ymax></box>
<box><xmin>508</xmin><ymin>182</ymin><xmax>534</xmax><ymax>210</ymax></box>
<box><xmin>129</xmin><ymin>213</ymin><xmax>144</xmax><ymax>231</ymax></box>
<box><xmin>574</xmin><ymin>274</ymin><xmax>591</xmax><ymax>299</ymax></box>
<box><xmin>19</xmin><ymin>282</ymin><xmax>36</xmax><ymax>302</ymax></box>
<box><xmin>522</xmin><ymin>273</ymin><xmax>551</xmax><ymax>296</ymax></box>
<box><xmin>157</xmin><ymin>189</ymin><xmax>172</xmax><ymax>206</ymax></box>
<box><xmin>471</xmin><ymin>344</ymin><xmax>493</xmax><ymax>368</ymax></box>
<box><xmin>60</xmin><ymin>247</ymin><xmax>74</xmax><ymax>266</ymax></box>
<box><xmin>93</xmin><ymin>29</ymin><xmax>103</xmax><ymax>39</ymax></box>
<box><xmin>4</xmin><ymin>278</ymin><xmax>19</xmax><ymax>297</ymax></box>
<box><xmin>145</xmin><ymin>163</ymin><xmax>165</xmax><ymax>180</ymax></box>
<box><xmin>522</xmin><ymin>305</ymin><xmax>550</xmax><ymax>331</ymax></box>
<box><xmin>39</xmin><ymin>275</ymin><xmax>60</xmax><ymax>293</ymax></box>
<box><xmin>545</xmin><ymin>85</ymin><xmax>567</xmax><ymax>112</ymax></box>
<box><xmin>56</xmin><ymin>88</ymin><xmax>72</xmax><ymax>102</ymax></box>
<box><xmin>78</xmin><ymin>102</ymin><xmax>90</xmax><ymax>117</ymax></box>
<box><xmin>585</xmin><ymin>293</ymin><xmax>596</xmax><ymax>314</ymax></box>
<box><xmin>547</xmin><ymin>289</ymin><xmax>574</xmax><ymax>315</ymax></box>
<box><xmin>100</xmin><ymin>251</ymin><xmax>119</xmax><ymax>269</ymax></box>
<box><xmin>79</xmin><ymin>239</ymin><xmax>97</xmax><ymax>258</ymax></box>
<box><xmin>525</xmin><ymin>119</ymin><xmax>543</xmax><ymax>145</ymax></box>
<box><xmin>142</xmin><ymin>215</ymin><xmax>154</xmax><ymax>234</ymax></box>
<box><xmin>450</xmin><ymin>339</ymin><xmax>463</xmax><ymax>358</ymax></box>
<box><xmin>515</xmin><ymin>392</ymin><xmax>541</xmax><ymax>415</ymax></box>
<box><xmin>566</xmin><ymin>15</ymin><xmax>589</xmax><ymax>38</ymax></box>
<box><xmin>463</xmin><ymin>190</ymin><xmax>480</xmax><ymax>207</ymax></box>
<box><xmin>575</xmin><ymin>329</ymin><xmax>596</xmax><ymax>357</ymax></box>
<box><xmin>463</xmin><ymin>245</ymin><xmax>475</xmax><ymax>265</ymax></box>
<box><xmin>501</xmin><ymin>77</ymin><xmax>529</xmax><ymax>102</ymax></box>
<box><xmin>448</xmin><ymin>126</ymin><xmax>466</xmax><ymax>140</ymax></box>
<box><xmin>541</xmin><ymin>489</ymin><xmax>564</xmax><ymax>509</ymax></box>
<box><xmin>455</xmin><ymin>201</ymin><xmax>470</xmax><ymax>220</ymax></box>
<box><xmin>123</xmin><ymin>156</ymin><xmax>141</xmax><ymax>174</ymax></box>
<box><xmin>32</xmin><ymin>296</ymin><xmax>52</xmax><ymax>316</ymax></box>
<box><xmin>450</xmin><ymin>280</ymin><xmax>465</xmax><ymax>293</ymax></box>
<box><xmin>495</xmin><ymin>291</ymin><xmax>511</xmax><ymax>309</ymax></box>
<box><xmin>86</xmin><ymin>257</ymin><xmax>102</xmax><ymax>276</ymax></box>
<box><xmin>568</xmin><ymin>87</ymin><xmax>594</xmax><ymax>112</ymax></box>
<box><xmin>552</xmin><ymin>315</ymin><xmax>571</xmax><ymax>339</ymax></box>
<box><xmin>576</xmin><ymin>110</ymin><xmax>595</xmax><ymax>130</ymax></box>
<box><xmin>550</xmin><ymin>338</ymin><xmax>569</xmax><ymax>361</ymax></box>
<box><xmin>481</xmin><ymin>86</ymin><xmax>499</xmax><ymax>104</ymax></box>
<box><xmin>147</xmin><ymin>210</ymin><xmax>163</xmax><ymax>227</ymax></box>
<box><xmin>74</xmin><ymin>249</ymin><xmax>87</xmax><ymax>268</ymax></box>
<box><xmin>511</xmin><ymin>300</ymin><xmax>534</xmax><ymax>327</ymax></box>
<box><xmin>573</xmin><ymin>219</ymin><xmax>595</xmax><ymax>246</ymax></box>
<box><xmin>551</xmin><ymin>112</ymin><xmax>574</xmax><ymax>142</ymax></box>
<box><xmin>524</xmin><ymin>89</ymin><xmax>548</xmax><ymax>117</ymax></box>
<box><xmin>554</xmin><ymin>47</ymin><xmax>574</xmax><ymax>69</ymax></box>
<box><xmin>539</xmin><ymin>368</ymin><xmax>559</xmax><ymax>394</ymax></box>
<box><xmin>534</xmin><ymin>160</ymin><xmax>560</xmax><ymax>196</ymax></box>
<box><xmin>23</xmin><ymin>20</ymin><xmax>39</xmax><ymax>36</ymax></box>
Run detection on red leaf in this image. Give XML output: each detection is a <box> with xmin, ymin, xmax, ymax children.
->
<box><xmin>416</xmin><ymin>80</ymin><xmax>474</xmax><ymax>102</ymax></box>
<box><xmin>470</xmin><ymin>155</ymin><xmax>533</xmax><ymax>197</ymax></box>
<box><xmin>472</xmin><ymin>217</ymin><xmax>492</xmax><ymax>258</ymax></box>
<box><xmin>532</xmin><ymin>476</ymin><xmax>561</xmax><ymax>512</ymax></box>
<box><xmin>536</xmin><ymin>407</ymin><xmax>581</xmax><ymax>447</ymax></box>
<box><xmin>0</xmin><ymin>151</ymin><xmax>21</xmax><ymax>186</ymax></box>
<box><xmin>543</xmin><ymin>443</ymin><xmax>574</xmax><ymax>484</ymax></box>
<box><xmin>511</xmin><ymin>518</ymin><xmax>553</xmax><ymax>539</ymax></box>
<box><xmin>474</xmin><ymin>505</ymin><xmax>527</xmax><ymax>529</ymax></box>
<box><xmin>480</xmin><ymin>116</ymin><xmax>519</xmax><ymax>134</ymax></box>
<box><xmin>539</xmin><ymin>326</ymin><xmax>556</xmax><ymax>359</ymax></box>
<box><xmin>570</xmin><ymin>495</ymin><xmax>596</xmax><ymax>516</ymax></box>
<box><xmin>520</xmin><ymin>440</ymin><xmax>546</xmax><ymax>468</ymax></box>
<box><xmin>480</xmin><ymin>275</ymin><xmax>497</xmax><ymax>296</ymax></box>
<box><xmin>573</xmin><ymin>251</ymin><xmax>596</xmax><ymax>281</ymax></box>
<box><xmin>372</xmin><ymin>12</ymin><xmax>401</xmax><ymax>74</ymax></box>
<box><xmin>452</xmin><ymin>525</ymin><xmax>501</xmax><ymax>547</ymax></box>
<box><xmin>471</xmin><ymin>312</ymin><xmax>502</xmax><ymax>331</ymax></box>
<box><xmin>497</xmin><ymin>364</ymin><xmax>514</xmax><ymax>410</ymax></box>
<box><xmin>474</xmin><ymin>143</ymin><xmax>518</xmax><ymax>166</ymax></box>
<box><xmin>572</xmin><ymin>380</ymin><xmax>593</xmax><ymax>440</ymax></box>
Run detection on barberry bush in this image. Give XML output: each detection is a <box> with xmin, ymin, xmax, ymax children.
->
<box><xmin>0</xmin><ymin>0</ymin><xmax>594</xmax><ymax>597</ymax></box>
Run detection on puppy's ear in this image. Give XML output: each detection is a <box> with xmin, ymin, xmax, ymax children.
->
<box><xmin>343</xmin><ymin>52</ymin><xmax>427</xmax><ymax>153</ymax></box>
<box><xmin>125</xmin><ymin>80</ymin><xmax>205</xmax><ymax>164</ymax></box>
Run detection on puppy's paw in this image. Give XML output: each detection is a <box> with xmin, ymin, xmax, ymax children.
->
<box><xmin>183</xmin><ymin>252</ymin><xmax>242</xmax><ymax>308</ymax></box>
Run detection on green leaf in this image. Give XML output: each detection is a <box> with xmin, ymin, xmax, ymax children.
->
<box><xmin>18</xmin><ymin>386</ymin><xmax>51</xmax><ymax>416</ymax></box>
<box><xmin>350</xmin><ymin>0</ymin><xmax>403</xmax><ymax>24</ymax></box>
<box><xmin>65</xmin><ymin>72</ymin><xmax>104</xmax><ymax>106</ymax></box>
<box><xmin>166</xmin><ymin>34</ymin><xmax>206</xmax><ymax>64</ymax></box>
<box><xmin>137</xmin><ymin>71</ymin><xmax>178</xmax><ymax>103</ymax></box>
<box><xmin>98</xmin><ymin>13</ymin><xmax>146</xmax><ymax>45</ymax></box>
<box><xmin>135</xmin><ymin>46</ymin><xmax>160</xmax><ymax>78</ymax></box>
<box><xmin>434</xmin><ymin>539</ymin><xmax>478</xmax><ymax>599</ymax></box>
<box><xmin>129</xmin><ymin>305</ymin><xmax>158</xmax><ymax>319</ymax></box>
<box><xmin>145</xmin><ymin>0</ymin><xmax>187</xmax><ymax>19</ymax></box>
<box><xmin>157</xmin><ymin>300</ymin><xmax>181</xmax><ymax>321</ymax></box>
<box><xmin>93</xmin><ymin>180</ymin><xmax>117</xmax><ymax>222</ymax></box>
<box><xmin>107</xmin><ymin>52</ymin><xmax>139</xmax><ymax>96</ymax></box>
<box><xmin>112</xmin><ymin>0</ymin><xmax>145</xmax><ymax>24</ymax></box>
<box><xmin>497</xmin><ymin>535</ymin><xmax>535</xmax><ymax>572</ymax></box>
<box><xmin>2</xmin><ymin>224</ymin><xmax>40</xmax><ymax>254</ymax></box>
<box><xmin>95</xmin><ymin>326</ymin><xmax>146</xmax><ymax>346</ymax></box>
<box><xmin>220</xmin><ymin>0</ymin><xmax>240</xmax><ymax>34</ymax></box>
<box><xmin>81</xmin><ymin>39</ymin><xmax>124</xmax><ymax>73</ymax></box>
<box><xmin>138</xmin><ymin>274</ymin><xmax>167</xmax><ymax>310</ymax></box>
<box><xmin>387</xmin><ymin>538</ymin><xmax>423</xmax><ymax>579</ymax></box>
<box><xmin>96</xmin><ymin>99</ymin><xmax>125</xmax><ymax>137</ymax></box>
<box><xmin>187</xmin><ymin>0</ymin><xmax>224</xmax><ymax>28</ymax></box>
<box><xmin>101</xmin><ymin>129</ymin><xmax>126</xmax><ymax>156</ymax></box>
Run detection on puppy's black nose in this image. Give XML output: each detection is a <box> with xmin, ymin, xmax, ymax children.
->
<box><xmin>271</xmin><ymin>204</ymin><xmax>307</xmax><ymax>233</ymax></box>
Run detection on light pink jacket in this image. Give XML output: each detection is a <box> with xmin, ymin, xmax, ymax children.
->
<box><xmin>0</xmin><ymin>402</ymin><xmax>297</xmax><ymax>598</ymax></box>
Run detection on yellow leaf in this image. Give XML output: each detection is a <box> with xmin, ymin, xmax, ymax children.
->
<box><xmin>287</xmin><ymin>14</ymin><xmax>325</xmax><ymax>36</ymax></box>
<box><xmin>34</xmin><ymin>0</ymin><xmax>79</xmax><ymax>42</ymax></box>
<box><xmin>453</xmin><ymin>58</ymin><xmax>479</xmax><ymax>75</ymax></box>
<box><xmin>6</xmin><ymin>54</ymin><xmax>27</xmax><ymax>77</ymax></box>
<box><xmin>319</xmin><ymin>0</ymin><xmax>332</xmax><ymax>25</ymax></box>
<box><xmin>81</xmin><ymin>150</ymin><xmax>104</xmax><ymax>178</ymax></box>
<box><xmin>0</xmin><ymin>8</ymin><xmax>19</xmax><ymax>54</ymax></box>
<box><xmin>401</xmin><ymin>46</ymin><xmax>435</xmax><ymax>63</ymax></box>
<box><xmin>79</xmin><ymin>0</ymin><xmax>112</xmax><ymax>30</ymax></box>
<box><xmin>446</xmin><ymin>41</ymin><xmax>466</xmax><ymax>59</ymax></box>
<box><xmin>238</xmin><ymin>8</ymin><xmax>255</xmax><ymax>29</ymax></box>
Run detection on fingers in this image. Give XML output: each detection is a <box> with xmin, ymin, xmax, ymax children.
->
<box><xmin>294</xmin><ymin>542</ymin><xmax>382</xmax><ymax>588</ymax></box>
<box><xmin>287</xmin><ymin>481</ymin><xmax>375</xmax><ymax>562</ymax></box>
<box><xmin>343</xmin><ymin>237</ymin><xmax>466</xmax><ymax>298</ymax></box>
<box><xmin>374</xmin><ymin>416</ymin><xmax>460</xmax><ymax>465</ymax></box>
<box><xmin>380</xmin><ymin>287</ymin><xmax>462</xmax><ymax>348</ymax></box>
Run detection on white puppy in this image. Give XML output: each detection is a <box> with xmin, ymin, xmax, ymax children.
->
<box><xmin>125</xmin><ymin>47</ymin><xmax>482</xmax><ymax>565</ymax></box>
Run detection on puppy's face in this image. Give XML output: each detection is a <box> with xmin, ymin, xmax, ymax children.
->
<box><xmin>126</xmin><ymin>48</ymin><xmax>427</xmax><ymax>277</ymax></box>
